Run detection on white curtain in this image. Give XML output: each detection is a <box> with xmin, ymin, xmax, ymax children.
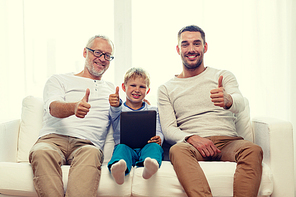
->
<box><xmin>1</xmin><ymin>0</ymin><xmax>295</xmax><ymax>128</ymax></box>
<box><xmin>131</xmin><ymin>0</ymin><xmax>294</xmax><ymax>123</ymax></box>
<box><xmin>0</xmin><ymin>0</ymin><xmax>114</xmax><ymax>122</ymax></box>
<box><xmin>0</xmin><ymin>0</ymin><xmax>25</xmax><ymax>121</ymax></box>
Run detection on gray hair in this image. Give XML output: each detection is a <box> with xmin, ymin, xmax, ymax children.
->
<box><xmin>86</xmin><ymin>35</ymin><xmax>114</xmax><ymax>54</ymax></box>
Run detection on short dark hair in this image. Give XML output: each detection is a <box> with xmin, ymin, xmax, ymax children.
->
<box><xmin>178</xmin><ymin>25</ymin><xmax>206</xmax><ymax>44</ymax></box>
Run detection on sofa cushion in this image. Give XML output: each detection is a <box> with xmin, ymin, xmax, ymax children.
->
<box><xmin>132</xmin><ymin>161</ymin><xmax>273</xmax><ymax>197</ymax></box>
<box><xmin>18</xmin><ymin>96</ymin><xmax>44</xmax><ymax>163</ymax></box>
<box><xmin>235</xmin><ymin>97</ymin><xmax>253</xmax><ymax>142</ymax></box>
<box><xmin>0</xmin><ymin>161</ymin><xmax>273</xmax><ymax>197</ymax></box>
<box><xmin>17</xmin><ymin>96</ymin><xmax>115</xmax><ymax>164</ymax></box>
<box><xmin>0</xmin><ymin>162</ymin><xmax>132</xmax><ymax>197</ymax></box>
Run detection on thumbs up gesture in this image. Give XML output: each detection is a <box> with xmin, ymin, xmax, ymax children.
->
<box><xmin>75</xmin><ymin>88</ymin><xmax>91</xmax><ymax>118</ymax></box>
<box><xmin>210</xmin><ymin>76</ymin><xmax>233</xmax><ymax>109</ymax></box>
<box><xmin>109</xmin><ymin>86</ymin><xmax>120</xmax><ymax>107</ymax></box>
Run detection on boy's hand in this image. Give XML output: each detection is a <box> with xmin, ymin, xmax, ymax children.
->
<box><xmin>148</xmin><ymin>136</ymin><xmax>161</xmax><ymax>145</ymax></box>
<box><xmin>143</xmin><ymin>99</ymin><xmax>151</xmax><ymax>105</ymax></box>
<box><xmin>109</xmin><ymin>86</ymin><xmax>120</xmax><ymax>107</ymax></box>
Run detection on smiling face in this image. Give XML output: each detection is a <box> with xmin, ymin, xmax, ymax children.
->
<box><xmin>83</xmin><ymin>38</ymin><xmax>113</xmax><ymax>79</ymax></box>
<box><xmin>122</xmin><ymin>76</ymin><xmax>150</xmax><ymax>110</ymax></box>
<box><xmin>176</xmin><ymin>31</ymin><xmax>208</xmax><ymax>73</ymax></box>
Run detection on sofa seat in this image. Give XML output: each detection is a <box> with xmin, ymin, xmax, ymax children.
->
<box><xmin>0</xmin><ymin>96</ymin><xmax>294</xmax><ymax>197</ymax></box>
<box><xmin>0</xmin><ymin>162</ymin><xmax>133</xmax><ymax>197</ymax></box>
<box><xmin>0</xmin><ymin>160</ymin><xmax>273</xmax><ymax>197</ymax></box>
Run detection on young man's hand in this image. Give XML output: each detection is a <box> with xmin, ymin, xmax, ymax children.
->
<box><xmin>109</xmin><ymin>86</ymin><xmax>120</xmax><ymax>107</ymax></box>
<box><xmin>210</xmin><ymin>76</ymin><xmax>233</xmax><ymax>109</ymax></box>
<box><xmin>148</xmin><ymin>136</ymin><xmax>161</xmax><ymax>145</ymax></box>
<box><xmin>186</xmin><ymin>135</ymin><xmax>221</xmax><ymax>158</ymax></box>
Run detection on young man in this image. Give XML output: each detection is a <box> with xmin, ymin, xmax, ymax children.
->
<box><xmin>157</xmin><ymin>25</ymin><xmax>263</xmax><ymax>197</ymax></box>
<box><xmin>108</xmin><ymin>67</ymin><xmax>164</xmax><ymax>185</ymax></box>
<box><xmin>29</xmin><ymin>35</ymin><xmax>115</xmax><ymax>197</ymax></box>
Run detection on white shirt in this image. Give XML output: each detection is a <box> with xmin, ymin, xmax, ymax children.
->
<box><xmin>39</xmin><ymin>73</ymin><xmax>115</xmax><ymax>149</ymax></box>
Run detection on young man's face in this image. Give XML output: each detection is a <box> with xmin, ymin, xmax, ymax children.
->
<box><xmin>176</xmin><ymin>31</ymin><xmax>208</xmax><ymax>70</ymax></box>
<box><xmin>122</xmin><ymin>77</ymin><xmax>150</xmax><ymax>108</ymax></box>
<box><xmin>83</xmin><ymin>38</ymin><xmax>113</xmax><ymax>79</ymax></box>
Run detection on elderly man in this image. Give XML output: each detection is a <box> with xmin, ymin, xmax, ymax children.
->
<box><xmin>29</xmin><ymin>35</ymin><xmax>115</xmax><ymax>197</ymax></box>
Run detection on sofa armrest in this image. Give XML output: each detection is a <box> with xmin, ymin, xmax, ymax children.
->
<box><xmin>0</xmin><ymin>119</ymin><xmax>20</xmax><ymax>162</ymax></box>
<box><xmin>252</xmin><ymin>117</ymin><xmax>294</xmax><ymax>197</ymax></box>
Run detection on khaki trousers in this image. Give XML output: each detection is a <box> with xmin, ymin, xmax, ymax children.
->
<box><xmin>29</xmin><ymin>134</ymin><xmax>104</xmax><ymax>197</ymax></box>
<box><xmin>169</xmin><ymin>136</ymin><xmax>263</xmax><ymax>197</ymax></box>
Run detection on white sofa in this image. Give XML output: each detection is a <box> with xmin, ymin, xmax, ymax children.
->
<box><xmin>0</xmin><ymin>96</ymin><xmax>294</xmax><ymax>197</ymax></box>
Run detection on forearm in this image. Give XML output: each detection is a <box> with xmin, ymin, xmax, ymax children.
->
<box><xmin>110</xmin><ymin>105</ymin><xmax>122</xmax><ymax>121</ymax></box>
<box><xmin>224</xmin><ymin>93</ymin><xmax>233</xmax><ymax>109</ymax></box>
<box><xmin>163</xmin><ymin>126</ymin><xmax>190</xmax><ymax>144</ymax></box>
<box><xmin>49</xmin><ymin>101</ymin><xmax>76</xmax><ymax>118</ymax></box>
<box><xmin>227</xmin><ymin>93</ymin><xmax>244</xmax><ymax>114</ymax></box>
<box><xmin>158</xmin><ymin>102</ymin><xmax>189</xmax><ymax>144</ymax></box>
<box><xmin>158</xmin><ymin>86</ymin><xmax>190</xmax><ymax>144</ymax></box>
<box><xmin>221</xmin><ymin>70</ymin><xmax>245</xmax><ymax>113</ymax></box>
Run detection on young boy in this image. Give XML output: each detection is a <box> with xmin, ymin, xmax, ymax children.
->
<box><xmin>108</xmin><ymin>67</ymin><xmax>164</xmax><ymax>185</ymax></box>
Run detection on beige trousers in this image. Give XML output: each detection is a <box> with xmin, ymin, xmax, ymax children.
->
<box><xmin>169</xmin><ymin>136</ymin><xmax>263</xmax><ymax>197</ymax></box>
<box><xmin>29</xmin><ymin>134</ymin><xmax>104</xmax><ymax>197</ymax></box>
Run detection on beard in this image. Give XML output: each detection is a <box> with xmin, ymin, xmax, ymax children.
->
<box><xmin>85</xmin><ymin>61</ymin><xmax>106</xmax><ymax>78</ymax></box>
<box><xmin>181</xmin><ymin>52</ymin><xmax>204</xmax><ymax>70</ymax></box>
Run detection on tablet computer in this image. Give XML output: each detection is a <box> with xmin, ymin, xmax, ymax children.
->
<box><xmin>120</xmin><ymin>110</ymin><xmax>156</xmax><ymax>149</ymax></box>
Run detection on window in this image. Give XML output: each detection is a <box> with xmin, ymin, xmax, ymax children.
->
<box><xmin>23</xmin><ymin>0</ymin><xmax>114</xmax><ymax>96</ymax></box>
<box><xmin>131</xmin><ymin>0</ymin><xmax>291</xmax><ymax>121</ymax></box>
<box><xmin>1</xmin><ymin>0</ymin><xmax>294</xmax><ymax>123</ymax></box>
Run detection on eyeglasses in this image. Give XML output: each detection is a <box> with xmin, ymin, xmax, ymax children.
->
<box><xmin>86</xmin><ymin>47</ymin><xmax>114</xmax><ymax>61</ymax></box>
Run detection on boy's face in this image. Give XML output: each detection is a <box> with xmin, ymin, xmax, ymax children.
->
<box><xmin>122</xmin><ymin>77</ymin><xmax>150</xmax><ymax>108</ymax></box>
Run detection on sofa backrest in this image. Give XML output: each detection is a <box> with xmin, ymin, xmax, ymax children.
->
<box><xmin>235</xmin><ymin>97</ymin><xmax>253</xmax><ymax>142</ymax></box>
<box><xmin>16</xmin><ymin>96</ymin><xmax>252</xmax><ymax>164</ymax></box>
<box><xmin>17</xmin><ymin>96</ymin><xmax>115</xmax><ymax>164</ymax></box>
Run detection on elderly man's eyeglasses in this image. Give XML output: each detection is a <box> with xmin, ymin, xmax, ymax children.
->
<box><xmin>86</xmin><ymin>47</ymin><xmax>114</xmax><ymax>61</ymax></box>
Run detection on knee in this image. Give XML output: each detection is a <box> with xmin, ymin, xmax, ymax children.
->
<box><xmin>237</xmin><ymin>143</ymin><xmax>263</xmax><ymax>163</ymax></box>
<box><xmin>169</xmin><ymin>143</ymin><xmax>190</xmax><ymax>160</ymax></box>
<box><xmin>115</xmin><ymin>144</ymin><xmax>130</xmax><ymax>151</ymax></box>
<box><xmin>78</xmin><ymin>145</ymin><xmax>102</xmax><ymax>157</ymax></box>
<box><xmin>74</xmin><ymin>145</ymin><xmax>103</xmax><ymax>165</ymax></box>
<box><xmin>145</xmin><ymin>143</ymin><xmax>163</xmax><ymax>152</ymax></box>
<box><xmin>247</xmin><ymin>144</ymin><xmax>263</xmax><ymax>157</ymax></box>
<box><xmin>251</xmin><ymin>144</ymin><xmax>263</xmax><ymax>160</ymax></box>
<box><xmin>29</xmin><ymin>142</ymin><xmax>63</xmax><ymax>165</ymax></box>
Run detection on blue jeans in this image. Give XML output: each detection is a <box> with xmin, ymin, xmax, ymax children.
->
<box><xmin>108</xmin><ymin>143</ymin><xmax>163</xmax><ymax>175</ymax></box>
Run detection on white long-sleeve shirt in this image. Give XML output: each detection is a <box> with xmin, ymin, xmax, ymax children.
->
<box><xmin>39</xmin><ymin>73</ymin><xmax>114</xmax><ymax>149</ymax></box>
<box><xmin>157</xmin><ymin>67</ymin><xmax>245</xmax><ymax>145</ymax></box>
<box><xmin>110</xmin><ymin>102</ymin><xmax>164</xmax><ymax>146</ymax></box>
